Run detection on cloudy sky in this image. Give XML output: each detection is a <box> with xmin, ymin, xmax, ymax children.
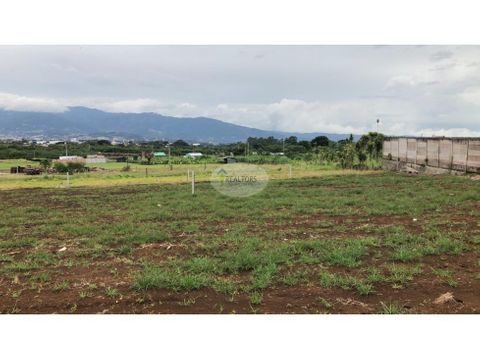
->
<box><xmin>1</xmin><ymin>45</ymin><xmax>480</xmax><ymax>136</ymax></box>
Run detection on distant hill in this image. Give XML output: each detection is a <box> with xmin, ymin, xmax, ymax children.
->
<box><xmin>0</xmin><ymin>106</ymin><xmax>357</xmax><ymax>143</ymax></box>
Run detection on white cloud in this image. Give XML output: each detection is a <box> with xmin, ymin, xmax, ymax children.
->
<box><xmin>459</xmin><ymin>87</ymin><xmax>480</xmax><ymax>106</ymax></box>
<box><xmin>2</xmin><ymin>46</ymin><xmax>480</xmax><ymax>137</ymax></box>
<box><xmin>0</xmin><ymin>93</ymin><xmax>66</xmax><ymax>113</ymax></box>
<box><xmin>2</xmin><ymin>92</ymin><xmax>480</xmax><ymax>137</ymax></box>
<box><xmin>416</xmin><ymin>128</ymin><xmax>480</xmax><ymax>137</ymax></box>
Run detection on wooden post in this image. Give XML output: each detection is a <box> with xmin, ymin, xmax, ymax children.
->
<box><xmin>191</xmin><ymin>171</ymin><xmax>195</xmax><ymax>195</ymax></box>
<box><xmin>145</xmin><ymin>168</ymin><xmax>148</xmax><ymax>177</ymax></box>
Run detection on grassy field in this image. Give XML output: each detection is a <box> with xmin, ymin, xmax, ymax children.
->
<box><xmin>0</xmin><ymin>170</ymin><xmax>479</xmax><ymax>313</ymax></box>
<box><xmin>0</xmin><ymin>160</ymin><xmax>372</xmax><ymax>190</ymax></box>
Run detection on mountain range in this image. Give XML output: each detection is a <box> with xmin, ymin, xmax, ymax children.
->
<box><xmin>0</xmin><ymin>106</ymin><xmax>356</xmax><ymax>143</ymax></box>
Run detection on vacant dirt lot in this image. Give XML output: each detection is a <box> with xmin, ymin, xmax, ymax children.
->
<box><xmin>0</xmin><ymin>173</ymin><xmax>479</xmax><ymax>313</ymax></box>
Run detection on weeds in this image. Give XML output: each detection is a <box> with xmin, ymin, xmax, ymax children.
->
<box><xmin>379</xmin><ymin>302</ymin><xmax>405</xmax><ymax>314</ymax></box>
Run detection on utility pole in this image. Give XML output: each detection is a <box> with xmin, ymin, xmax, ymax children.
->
<box><xmin>376</xmin><ymin>119</ymin><xmax>380</xmax><ymax>133</ymax></box>
<box><xmin>65</xmin><ymin>141</ymin><xmax>68</xmax><ymax>156</ymax></box>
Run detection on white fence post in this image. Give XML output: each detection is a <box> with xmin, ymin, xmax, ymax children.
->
<box><xmin>191</xmin><ymin>171</ymin><xmax>195</xmax><ymax>195</ymax></box>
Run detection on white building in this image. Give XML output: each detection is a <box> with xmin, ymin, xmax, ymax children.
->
<box><xmin>184</xmin><ymin>152</ymin><xmax>203</xmax><ymax>158</ymax></box>
<box><xmin>86</xmin><ymin>155</ymin><xmax>107</xmax><ymax>164</ymax></box>
<box><xmin>55</xmin><ymin>156</ymin><xmax>86</xmax><ymax>164</ymax></box>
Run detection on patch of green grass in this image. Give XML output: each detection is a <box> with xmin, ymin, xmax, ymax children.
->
<box><xmin>432</xmin><ymin>268</ymin><xmax>452</xmax><ymax>278</ymax></box>
<box><xmin>365</xmin><ymin>267</ymin><xmax>384</xmax><ymax>283</ymax></box>
<box><xmin>317</xmin><ymin>297</ymin><xmax>333</xmax><ymax>309</ymax></box>
<box><xmin>469</xmin><ymin>235</ymin><xmax>480</xmax><ymax>245</ymax></box>
<box><xmin>294</xmin><ymin>237</ymin><xmax>376</xmax><ymax>268</ymax></box>
<box><xmin>27</xmin><ymin>251</ymin><xmax>56</xmax><ymax>265</ymax></box>
<box><xmin>31</xmin><ymin>272</ymin><xmax>50</xmax><ymax>284</ymax></box>
<box><xmin>391</xmin><ymin>246</ymin><xmax>423</xmax><ymax>262</ymax></box>
<box><xmin>379</xmin><ymin>302</ymin><xmax>405</xmax><ymax>314</ymax></box>
<box><xmin>386</xmin><ymin>264</ymin><xmax>422</xmax><ymax>287</ymax></box>
<box><xmin>323</xmin><ymin>240</ymin><xmax>372</xmax><ymax>267</ymax></box>
<box><xmin>249</xmin><ymin>292</ymin><xmax>263</xmax><ymax>305</ymax></box>
<box><xmin>432</xmin><ymin>236</ymin><xmax>464</xmax><ymax>255</ymax></box>
<box><xmin>319</xmin><ymin>271</ymin><xmax>355</xmax><ymax>290</ymax></box>
<box><xmin>212</xmin><ymin>279</ymin><xmax>239</xmax><ymax>295</ymax></box>
<box><xmin>79</xmin><ymin>291</ymin><xmax>93</xmax><ymax>299</ymax></box>
<box><xmin>355</xmin><ymin>282</ymin><xmax>375</xmax><ymax>296</ymax></box>
<box><xmin>178</xmin><ymin>297</ymin><xmax>196</xmax><ymax>306</ymax></box>
<box><xmin>53</xmin><ymin>280</ymin><xmax>70</xmax><ymax>292</ymax></box>
<box><xmin>117</xmin><ymin>244</ymin><xmax>133</xmax><ymax>255</ymax></box>
<box><xmin>432</xmin><ymin>268</ymin><xmax>459</xmax><ymax>288</ymax></box>
<box><xmin>0</xmin><ymin>254</ymin><xmax>14</xmax><ymax>263</ymax></box>
<box><xmin>105</xmin><ymin>287</ymin><xmax>120</xmax><ymax>298</ymax></box>
<box><xmin>281</xmin><ymin>270</ymin><xmax>308</xmax><ymax>286</ymax></box>
<box><xmin>319</xmin><ymin>270</ymin><xmax>374</xmax><ymax>296</ymax></box>
<box><xmin>250</xmin><ymin>263</ymin><xmax>277</xmax><ymax>290</ymax></box>
<box><xmin>183</xmin><ymin>257</ymin><xmax>219</xmax><ymax>274</ymax></box>
<box><xmin>134</xmin><ymin>264</ymin><xmax>211</xmax><ymax>291</ymax></box>
<box><xmin>0</xmin><ymin>237</ymin><xmax>36</xmax><ymax>249</ymax></box>
<box><xmin>4</xmin><ymin>261</ymin><xmax>37</xmax><ymax>273</ymax></box>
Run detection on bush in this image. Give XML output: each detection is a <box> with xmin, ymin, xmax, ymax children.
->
<box><xmin>53</xmin><ymin>163</ymin><xmax>69</xmax><ymax>173</ymax></box>
<box><xmin>53</xmin><ymin>162</ymin><xmax>87</xmax><ymax>173</ymax></box>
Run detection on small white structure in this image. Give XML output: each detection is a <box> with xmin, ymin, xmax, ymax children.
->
<box><xmin>57</xmin><ymin>156</ymin><xmax>85</xmax><ymax>163</ymax></box>
<box><xmin>86</xmin><ymin>155</ymin><xmax>107</xmax><ymax>164</ymax></box>
<box><xmin>184</xmin><ymin>152</ymin><xmax>203</xmax><ymax>159</ymax></box>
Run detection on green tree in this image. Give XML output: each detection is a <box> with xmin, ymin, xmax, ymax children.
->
<box><xmin>339</xmin><ymin>143</ymin><xmax>356</xmax><ymax>169</ymax></box>
<box><xmin>39</xmin><ymin>159</ymin><xmax>51</xmax><ymax>171</ymax></box>
<box><xmin>357</xmin><ymin>132</ymin><xmax>384</xmax><ymax>160</ymax></box>
<box><xmin>311</xmin><ymin>136</ymin><xmax>330</xmax><ymax>148</ymax></box>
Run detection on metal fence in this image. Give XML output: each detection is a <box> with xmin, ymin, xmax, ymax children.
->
<box><xmin>383</xmin><ymin>137</ymin><xmax>480</xmax><ymax>173</ymax></box>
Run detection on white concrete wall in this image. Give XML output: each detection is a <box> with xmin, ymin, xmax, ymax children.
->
<box><xmin>383</xmin><ymin>137</ymin><xmax>480</xmax><ymax>173</ymax></box>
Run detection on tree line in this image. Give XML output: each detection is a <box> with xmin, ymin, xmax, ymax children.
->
<box><xmin>0</xmin><ymin>132</ymin><xmax>384</xmax><ymax>168</ymax></box>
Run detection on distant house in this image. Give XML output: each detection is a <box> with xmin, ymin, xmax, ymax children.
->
<box><xmin>85</xmin><ymin>155</ymin><xmax>107</xmax><ymax>164</ymax></box>
<box><xmin>55</xmin><ymin>156</ymin><xmax>85</xmax><ymax>164</ymax></box>
<box><xmin>184</xmin><ymin>152</ymin><xmax>203</xmax><ymax>159</ymax></box>
<box><xmin>223</xmin><ymin>156</ymin><xmax>237</xmax><ymax>164</ymax></box>
<box><xmin>153</xmin><ymin>151</ymin><xmax>167</xmax><ymax>157</ymax></box>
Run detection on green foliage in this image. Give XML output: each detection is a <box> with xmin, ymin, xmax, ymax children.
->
<box><xmin>134</xmin><ymin>264</ymin><xmax>211</xmax><ymax>291</ymax></box>
<box><xmin>53</xmin><ymin>162</ymin><xmax>87</xmax><ymax>173</ymax></box>
<box><xmin>357</xmin><ymin>132</ymin><xmax>384</xmax><ymax>160</ymax></box>
<box><xmin>339</xmin><ymin>143</ymin><xmax>356</xmax><ymax>169</ymax></box>
<box><xmin>379</xmin><ymin>302</ymin><xmax>405</xmax><ymax>314</ymax></box>
<box><xmin>311</xmin><ymin>136</ymin><xmax>330</xmax><ymax>147</ymax></box>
